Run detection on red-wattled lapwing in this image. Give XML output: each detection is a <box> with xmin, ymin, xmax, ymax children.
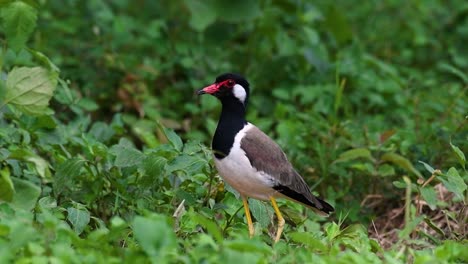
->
<box><xmin>197</xmin><ymin>73</ymin><xmax>334</xmax><ymax>242</ymax></box>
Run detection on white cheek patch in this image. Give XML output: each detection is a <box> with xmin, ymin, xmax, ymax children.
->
<box><xmin>233</xmin><ymin>84</ymin><xmax>247</xmax><ymax>103</ymax></box>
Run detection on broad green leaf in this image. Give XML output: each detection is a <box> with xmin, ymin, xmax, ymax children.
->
<box><xmin>11</xmin><ymin>177</ymin><xmax>41</xmax><ymax>210</ymax></box>
<box><xmin>166</xmin><ymin>154</ymin><xmax>206</xmax><ymax>175</ymax></box>
<box><xmin>0</xmin><ymin>168</ymin><xmax>14</xmax><ymax>202</ymax></box>
<box><xmin>3</xmin><ymin>67</ymin><xmax>58</xmax><ymax>115</ymax></box>
<box><xmin>450</xmin><ymin>142</ymin><xmax>465</xmax><ymax>169</ymax></box>
<box><xmin>325</xmin><ymin>222</ymin><xmax>341</xmax><ymax>241</ymax></box>
<box><xmin>132</xmin><ymin>214</ymin><xmax>176</xmax><ymax>260</ymax></box>
<box><xmin>184</xmin><ymin>0</ymin><xmax>217</xmax><ymax>32</ymax></box>
<box><xmin>53</xmin><ymin>158</ymin><xmax>86</xmax><ymax>196</ymax></box>
<box><xmin>420</xmin><ymin>186</ymin><xmax>437</xmax><ymax>210</ymax></box>
<box><xmin>9</xmin><ymin>148</ymin><xmax>51</xmax><ymax>179</ymax></box>
<box><xmin>439</xmin><ymin>167</ymin><xmax>467</xmax><ymax>200</ymax></box>
<box><xmin>248</xmin><ymin>199</ymin><xmax>270</xmax><ymax>228</ymax></box>
<box><xmin>289</xmin><ymin>232</ymin><xmax>327</xmax><ymax>252</ymax></box>
<box><xmin>158</xmin><ymin>124</ymin><xmax>183</xmax><ymax>151</ymax></box>
<box><xmin>110</xmin><ymin>138</ymin><xmax>144</xmax><ymax>168</ymax></box>
<box><xmin>381</xmin><ymin>153</ymin><xmax>422</xmax><ymax>178</ymax></box>
<box><xmin>335</xmin><ymin>148</ymin><xmax>372</xmax><ymax>163</ymax></box>
<box><xmin>67</xmin><ymin>207</ymin><xmax>90</xmax><ymax>235</ymax></box>
<box><xmin>0</xmin><ymin>1</ymin><xmax>37</xmax><ymax>52</ymax></box>
<box><xmin>192</xmin><ymin>212</ymin><xmax>223</xmax><ymax>242</ymax></box>
<box><xmin>140</xmin><ymin>155</ymin><xmax>167</xmax><ymax>178</ymax></box>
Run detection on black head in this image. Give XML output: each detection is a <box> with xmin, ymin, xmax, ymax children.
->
<box><xmin>197</xmin><ymin>73</ymin><xmax>250</xmax><ymax>105</ymax></box>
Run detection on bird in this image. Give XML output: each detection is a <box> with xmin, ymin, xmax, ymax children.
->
<box><xmin>197</xmin><ymin>73</ymin><xmax>334</xmax><ymax>242</ymax></box>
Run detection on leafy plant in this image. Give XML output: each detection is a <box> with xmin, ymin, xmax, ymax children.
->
<box><xmin>0</xmin><ymin>0</ymin><xmax>466</xmax><ymax>263</ymax></box>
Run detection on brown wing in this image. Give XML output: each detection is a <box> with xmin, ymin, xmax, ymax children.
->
<box><xmin>240</xmin><ymin>125</ymin><xmax>333</xmax><ymax>214</ymax></box>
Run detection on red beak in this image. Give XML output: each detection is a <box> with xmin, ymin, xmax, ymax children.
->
<box><xmin>196</xmin><ymin>83</ymin><xmax>218</xmax><ymax>95</ymax></box>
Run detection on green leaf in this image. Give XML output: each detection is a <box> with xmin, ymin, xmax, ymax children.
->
<box><xmin>3</xmin><ymin>67</ymin><xmax>58</xmax><ymax>115</ymax></box>
<box><xmin>132</xmin><ymin>214</ymin><xmax>176</xmax><ymax>260</ymax></box>
<box><xmin>398</xmin><ymin>215</ymin><xmax>424</xmax><ymax>239</ymax></box>
<box><xmin>0</xmin><ymin>1</ymin><xmax>38</xmax><ymax>52</ymax></box>
<box><xmin>418</xmin><ymin>161</ymin><xmax>435</xmax><ymax>174</ymax></box>
<box><xmin>0</xmin><ymin>168</ymin><xmax>14</xmax><ymax>202</ymax></box>
<box><xmin>184</xmin><ymin>0</ymin><xmax>217</xmax><ymax>32</ymax></box>
<box><xmin>9</xmin><ymin>148</ymin><xmax>51</xmax><ymax>179</ymax></box>
<box><xmin>110</xmin><ymin>138</ymin><xmax>144</xmax><ymax>168</ymax></box>
<box><xmin>248</xmin><ymin>199</ymin><xmax>270</xmax><ymax>228</ymax></box>
<box><xmin>289</xmin><ymin>232</ymin><xmax>327</xmax><ymax>252</ymax></box>
<box><xmin>439</xmin><ymin>167</ymin><xmax>467</xmax><ymax>200</ymax></box>
<box><xmin>224</xmin><ymin>240</ymin><xmax>271</xmax><ymax>254</ymax></box>
<box><xmin>450</xmin><ymin>142</ymin><xmax>465</xmax><ymax>169</ymax></box>
<box><xmin>140</xmin><ymin>155</ymin><xmax>167</xmax><ymax>177</ymax></box>
<box><xmin>335</xmin><ymin>148</ymin><xmax>372</xmax><ymax>163</ymax></box>
<box><xmin>192</xmin><ymin>212</ymin><xmax>223</xmax><ymax>242</ymax></box>
<box><xmin>67</xmin><ymin>207</ymin><xmax>90</xmax><ymax>235</ymax></box>
<box><xmin>158</xmin><ymin>124</ymin><xmax>183</xmax><ymax>151</ymax></box>
<box><xmin>420</xmin><ymin>187</ymin><xmax>437</xmax><ymax>210</ymax></box>
<box><xmin>53</xmin><ymin>158</ymin><xmax>86</xmax><ymax>196</ymax></box>
<box><xmin>11</xmin><ymin>177</ymin><xmax>41</xmax><ymax>210</ymax></box>
<box><xmin>381</xmin><ymin>153</ymin><xmax>422</xmax><ymax>178</ymax></box>
<box><xmin>213</xmin><ymin>0</ymin><xmax>261</xmax><ymax>23</ymax></box>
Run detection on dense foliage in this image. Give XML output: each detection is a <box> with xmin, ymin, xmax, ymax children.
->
<box><xmin>0</xmin><ymin>0</ymin><xmax>466</xmax><ymax>263</ymax></box>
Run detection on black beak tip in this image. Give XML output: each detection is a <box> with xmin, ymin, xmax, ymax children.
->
<box><xmin>196</xmin><ymin>89</ymin><xmax>206</xmax><ymax>95</ymax></box>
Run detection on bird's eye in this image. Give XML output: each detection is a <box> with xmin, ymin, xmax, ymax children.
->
<box><xmin>227</xmin><ymin>79</ymin><xmax>235</xmax><ymax>87</ymax></box>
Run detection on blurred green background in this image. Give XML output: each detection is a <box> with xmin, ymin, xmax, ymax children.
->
<box><xmin>0</xmin><ymin>0</ymin><xmax>466</xmax><ymax>262</ymax></box>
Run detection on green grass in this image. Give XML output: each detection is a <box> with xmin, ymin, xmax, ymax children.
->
<box><xmin>0</xmin><ymin>0</ymin><xmax>467</xmax><ymax>263</ymax></box>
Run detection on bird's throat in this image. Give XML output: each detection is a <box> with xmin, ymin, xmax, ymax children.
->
<box><xmin>212</xmin><ymin>98</ymin><xmax>247</xmax><ymax>159</ymax></box>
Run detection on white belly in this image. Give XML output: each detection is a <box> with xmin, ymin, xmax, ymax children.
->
<box><xmin>213</xmin><ymin>123</ymin><xmax>277</xmax><ymax>200</ymax></box>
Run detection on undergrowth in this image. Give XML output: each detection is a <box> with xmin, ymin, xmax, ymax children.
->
<box><xmin>0</xmin><ymin>1</ymin><xmax>466</xmax><ymax>263</ymax></box>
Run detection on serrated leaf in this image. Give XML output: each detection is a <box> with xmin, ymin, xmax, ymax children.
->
<box><xmin>141</xmin><ymin>155</ymin><xmax>167</xmax><ymax>177</ymax></box>
<box><xmin>450</xmin><ymin>142</ymin><xmax>465</xmax><ymax>169</ymax></box>
<box><xmin>53</xmin><ymin>158</ymin><xmax>86</xmax><ymax>196</ymax></box>
<box><xmin>11</xmin><ymin>177</ymin><xmax>41</xmax><ymax>210</ymax></box>
<box><xmin>110</xmin><ymin>138</ymin><xmax>144</xmax><ymax>168</ymax></box>
<box><xmin>67</xmin><ymin>207</ymin><xmax>90</xmax><ymax>235</ymax></box>
<box><xmin>133</xmin><ymin>214</ymin><xmax>176</xmax><ymax>260</ymax></box>
<box><xmin>3</xmin><ymin>67</ymin><xmax>58</xmax><ymax>115</ymax></box>
<box><xmin>0</xmin><ymin>168</ymin><xmax>14</xmax><ymax>202</ymax></box>
<box><xmin>381</xmin><ymin>153</ymin><xmax>422</xmax><ymax>178</ymax></box>
<box><xmin>335</xmin><ymin>148</ymin><xmax>372</xmax><ymax>163</ymax></box>
<box><xmin>1</xmin><ymin>1</ymin><xmax>38</xmax><ymax>52</ymax></box>
<box><xmin>420</xmin><ymin>187</ymin><xmax>437</xmax><ymax>210</ymax></box>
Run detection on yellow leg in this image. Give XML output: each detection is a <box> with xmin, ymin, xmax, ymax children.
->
<box><xmin>270</xmin><ymin>197</ymin><xmax>285</xmax><ymax>243</ymax></box>
<box><xmin>242</xmin><ymin>196</ymin><xmax>255</xmax><ymax>238</ymax></box>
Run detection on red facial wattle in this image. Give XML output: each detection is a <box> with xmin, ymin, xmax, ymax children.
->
<box><xmin>197</xmin><ymin>79</ymin><xmax>234</xmax><ymax>95</ymax></box>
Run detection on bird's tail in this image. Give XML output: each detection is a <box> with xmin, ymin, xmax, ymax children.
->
<box><xmin>309</xmin><ymin>196</ymin><xmax>334</xmax><ymax>216</ymax></box>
